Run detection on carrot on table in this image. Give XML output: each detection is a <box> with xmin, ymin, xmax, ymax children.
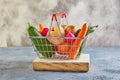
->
<box><xmin>68</xmin><ymin>23</ymin><xmax>88</xmax><ymax>59</ymax></box>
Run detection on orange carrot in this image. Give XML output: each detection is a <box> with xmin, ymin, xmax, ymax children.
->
<box><xmin>68</xmin><ymin>23</ymin><xmax>88</xmax><ymax>59</ymax></box>
<box><xmin>55</xmin><ymin>42</ymin><xmax>71</xmax><ymax>55</ymax></box>
<box><xmin>38</xmin><ymin>24</ymin><xmax>44</xmax><ymax>32</ymax></box>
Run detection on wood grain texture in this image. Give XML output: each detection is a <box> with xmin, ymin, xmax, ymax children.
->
<box><xmin>32</xmin><ymin>54</ymin><xmax>89</xmax><ymax>72</ymax></box>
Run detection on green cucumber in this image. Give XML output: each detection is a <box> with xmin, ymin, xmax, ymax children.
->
<box><xmin>28</xmin><ymin>23</ymin><xmax>55</xmax><ymax>58</ymax></box>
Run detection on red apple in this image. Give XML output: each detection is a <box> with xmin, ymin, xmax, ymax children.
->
<box><xmin>41</xmin><ymin>28</ymin><xmax>49</xmax><ymax>36</ymax></box>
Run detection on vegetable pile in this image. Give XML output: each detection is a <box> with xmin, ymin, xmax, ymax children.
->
<box><xmin>28</xmin><ymin>23</ymin><xmax>97</xmax><ymax>59</ymax></box>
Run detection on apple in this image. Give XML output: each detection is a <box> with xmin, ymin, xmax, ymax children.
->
<box><xmin>65</xmin><ymin>32</ymin><xmax>75</xmax><ymax>44</ymax></box>
<box><xmin>49</xmin><ymin>26</ymin><xmax>65</xmax><ymax>37</ymax></box>
<box><xmin>47</xmin><ymin>26</ymin><xmax>65</xmax><ymax>45</ymax></box>
<box><xmin>47</xmin><ymin>37</ymin><xmax>64</xmax><ymax>45</ymax></box>
<box><xmin>41</xmin><ymin>28</ymin><xmax>49</xmax><ymax>36</ymax></box>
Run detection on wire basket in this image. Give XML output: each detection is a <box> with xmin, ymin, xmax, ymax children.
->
<box><xmin>30</xmin><ymin>36</ymin><xmax>87</xmax><ymax>59</ymax></box>
<box><xmin>30</xmin><ymin>12</ymin><xmax>87</xmax><ymax>59</ymax></box>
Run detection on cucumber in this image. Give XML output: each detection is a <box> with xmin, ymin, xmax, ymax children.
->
<box><xmin>28</xmin><ymin>24</ymin><xmax>55</xmax><ymax>58</ymax></box>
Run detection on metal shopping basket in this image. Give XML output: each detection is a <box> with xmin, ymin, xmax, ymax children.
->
<box><xmin>30</xmin><ymin>12</ymin><xmax>87</xmax><ymax>60</ymax></box>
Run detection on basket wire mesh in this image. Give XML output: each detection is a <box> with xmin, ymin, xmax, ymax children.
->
<box><xmin>30</xmin><ymin>36</ymin><xmax>87</xmax><ymax>60</ymax></box>
<box><xmin>30</xmin><ymin>12</ymin><xmax>87</xmax><ymax>59</ymax></box>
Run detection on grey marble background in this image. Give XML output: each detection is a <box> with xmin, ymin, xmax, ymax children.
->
<box><xmin>0</xmin><ymin>0</ymin><xmax>120</xmax><ymax>47</ymax></box>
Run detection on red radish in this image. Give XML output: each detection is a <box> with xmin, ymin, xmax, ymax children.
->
<box><xmin>65</xmin><ymin>32</ymin><xmax>75</xmax><ymax>44</ymax></box>
<box><xmin>41</xmin><ymin>28</ymin><xmax>49</xmax><ymax>36</ymax></box>
<box><xmin>65</xmin><ymin>31</ymin><xmax>76</xmax><ymax>36</ymax></box>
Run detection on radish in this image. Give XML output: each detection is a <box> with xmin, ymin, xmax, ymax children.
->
<box><xmin>65</xmin><ymin>32</ymin><xmax>75</xmax><ymax>44</ymax></box>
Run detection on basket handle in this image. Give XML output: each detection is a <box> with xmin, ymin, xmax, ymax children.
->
<box><xmin>55</xmin><ymin>12</ymin><xmax>67</xmax><ymax>18</ymax></box>
<box><xmin>51</xmin><ymin>12</ymin><xmax>67</xmax><ymax>21</ymax></box>
<box><xmin>52</xmin><ymin>14</ymin><xmax>58</xmax><ymax>22</ymax></box>
<box><xmin>48</xmin><ymin>12</ymin><xmax>68</xmax><ymax>37</ymax></box>
<box><xmin>58</xmin><ymin>12</ymin><xmax>68</xmax><ymax>25</ymax></box>
<box><xmin>51</xmin><ymin>12</ymin><xmax>68</xmax><ymax>27</ymax></box>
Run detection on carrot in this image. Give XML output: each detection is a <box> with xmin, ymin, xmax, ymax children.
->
<box><xmin>38</xmin><ymin>24</ymin><xmax>44</xmax><ymax>32</ymax></box>
<box><xmin>68</xmin><ymin>23</ymin><xmax>88</xmax><ymax>59</ymax></box>
<box><xmin>55</xmin><ymin>42</ymin><xmax>71</xmax><ymax>55</ymax></box>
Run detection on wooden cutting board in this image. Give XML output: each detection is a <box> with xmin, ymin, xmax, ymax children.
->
<box><xmin>32</xmin><ymin>54</ymin><xmax>89</xmax><ymax>72</ymax></box>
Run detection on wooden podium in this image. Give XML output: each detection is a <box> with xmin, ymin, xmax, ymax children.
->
<box><xmin>32</xmin><ymin>54</ymin><xmax>89</xmax><ymax>72</ymax></box>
